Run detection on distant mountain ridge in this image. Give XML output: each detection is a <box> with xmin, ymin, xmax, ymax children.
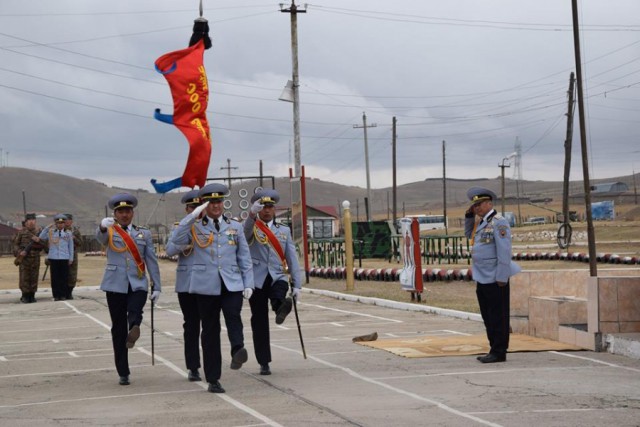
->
<box><xmin>0</xmin><ymin>167</ymin><xmax>636</xmax><ymax>232</ymax></box>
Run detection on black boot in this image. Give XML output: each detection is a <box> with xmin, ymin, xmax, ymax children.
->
<box><xmin>20</xmin><ymin>293</ymin><xmax>28</xmax><ymax>303</ymax></box>
<box><xmin>30</xmin><ymin>292</ymin><xmax>37</xmax><ymax>303</ymax></box>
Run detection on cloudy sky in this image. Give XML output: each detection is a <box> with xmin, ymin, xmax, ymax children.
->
<box><xmin>1</xmin><ymin>0</ymin><xmax>639</xmax><ymax>192</ymax></box>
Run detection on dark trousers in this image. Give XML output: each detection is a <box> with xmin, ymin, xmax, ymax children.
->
<box><xmin>196</xmin><ymin>284</ymin><xmax>244</xmax><ymax>383</ymax></box>
<box><xmin>178</xmin><ymin>292</ymin><xmax>201</xmax><ymax>371</ymax></box>
<box><xmin>106</xmin><ymin>286</ymin><xmax>148</xmax><ymax>377</ymax></box>
<box><xmin>49</xmin><ymin>259</ymin><xmax>69</xmax><ymax>299</ymax></box>
<box><xmin>476</xmin><ymin>281</ymin><xmax>510</xmax><ymax>356</ymax></box>
<box><xmin>249</xmin><ymin>276</ymin><xmax>289</xmax><ymax>365</ymax></box>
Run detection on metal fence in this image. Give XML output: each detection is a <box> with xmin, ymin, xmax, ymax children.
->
<box><xmin>307</xmin><ymin>235</ymin><xmax>471</xmax><ymax>268</ymax></box>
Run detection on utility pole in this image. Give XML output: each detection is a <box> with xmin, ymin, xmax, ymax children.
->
<box><xmin>633</xmin><ymin>167</ymin><xmax>638</xmax><ymax>205</ymax></box>
<box><xmin>280</xmin><ymin>1</ymin><xmax>306</xmax><ymax>178</ymax></box>
<box><xmin>392</xmin><ymin>117</ymin><xmax>397</xmax><ymax>224</ymax></box>
<box><xmin>353</xmin><ymin>112</ymin><xmax>376</xmax><ymax>222</ymax></box>
<box><xmin>22</xmin><ymin>190</ymin><xmax>27</xmax><ymax>215</ymax></box>
<box><xmin>499</xmin><ymin>158</ymin><xmax>511</xmax><ymax>215</ymax></box>
<box><xmin>572</xmin><ymin>0</ymin><xmax>597</xmax><ymax>277</ymax></box>
<box><xmin>442</xmin><ymin>140</ymin><xmax>448</xmax><ymax>235</ymax></box>
<box><xmin>562</xmin><ymin>72</ymin><xmax>576</xmax><ymax>224</ymax></box>
<box><xmin>220</xmin><ymin>158</ymin><xmax>238</xmax><ymax>189</ymax></box>
<box><xmin>384</xmin><ymin>191</ymin><xmax>388</xmax><ymax>220</ymax></box>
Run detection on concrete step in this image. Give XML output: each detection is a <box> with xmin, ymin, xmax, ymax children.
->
<box><xmin>605</xmin><ymin>333</ymin><xmax>640</xmax><ymax>360</ymax></box>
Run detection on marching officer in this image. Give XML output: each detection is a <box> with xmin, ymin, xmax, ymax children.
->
<box><xmin>464</xmin><ymin>187</ymin><xmax>520</xmax><ymax>364</ymax></box>
<box><xmin>169</xmin><ymin>183</ymin><xmax>254</xmax><ymax>394</ymax></box>
<box><xmin>12</xmin><ymin>213</ymin><xmax>45</xmax><ymax>303</ymax></box>
<box><xmin>243</xmin><ymin>189</ymin><xmax>302</xmax><ymax>375</ymax></box>
<box><xmin>39</xmin><ymin>214</ymin><xmax>74</xmax><ymax>301</ymax></box>
<box><xmin>96</xmin><ymin>193</ymin><xmax>162</xmax><ymax>385</ymax></box>
<box><xmin>64</xmin><ymin>213</ymin><xmax>83</xmax><ymax>300</ymax></box>
<box><xmin>165</xmin><ymin>189</ymin><xmax>203</xmax><ymax>382</ymax></box>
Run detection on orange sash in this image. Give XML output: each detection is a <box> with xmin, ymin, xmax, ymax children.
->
<box><xmin>110</xmin><ymin>225</ymin><xmax>146</xmax><ymax>278</ymax></box>
<box><xmin>255</xmin><ymin>220</ymin><xmax>288</xmax><ymax>273</ymax></box>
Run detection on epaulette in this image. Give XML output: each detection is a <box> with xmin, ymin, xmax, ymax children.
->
<box><xmin>173</xmin><ymin>221</ymin><xmax>179</xmax><ymax>226</ymax></box>
<box><xmin>134</xmin><ymin>225</ymin><xmax>149</xmax><ymax>230</ymax></box>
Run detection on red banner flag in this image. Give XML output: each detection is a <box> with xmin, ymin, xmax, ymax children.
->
<box><xmin>153</xmin><ymin>39</ymin><xmax>211</xmax><ymax>192</ymax></box>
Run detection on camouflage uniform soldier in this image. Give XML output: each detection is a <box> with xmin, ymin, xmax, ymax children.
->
<box><xmin>12</xmin><ymin>213</ymin><xmax>45</xmax><ymax>303</ymax></box>
<box><xmin>64</xmin><ymin>214</ymin><xmax>83</xmax><ymax>300</ymax></box>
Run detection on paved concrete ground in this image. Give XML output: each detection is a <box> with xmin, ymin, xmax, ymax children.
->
<box><xmin>1</xmin><ymin>287</ymin><xmax>639</xmax><ymax>427</ymax></box>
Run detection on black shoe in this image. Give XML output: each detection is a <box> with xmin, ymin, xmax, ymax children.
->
<box><xmin>207</xmin><ymin>381</ymin><xmax>225</xmax><ymax>393</ymax></box>
<box><xmin>30</xmin><ymin>294</ymin><xmax>37</xmax><ymax>303</ymax></box>
<box><xmin>260</xmin><ymin>364</ymin><xmax>271</xmax><ymax>376</ymax></box>
<box><xmin>67</xmin><ymin>294</ymin><xmax>74</xmax><ymax>300</ymax></box>
<box><xmin>119</xmin><ymin>375</ymin><xmax>130</xmax><ymax>386</ymax></box>
<box><xmin>126</xmin><ymin>325</ymin><xmax>140</xmax><ymax>349</ymax></box>
<box><xmin>230</xmin><ymin>347</ymin><xmax>248</xmax><ymax>370</ymax></box>
<box><xmin>54</xmin><ymin>297</ymin><xmax>61</xmax><ymax>301</ymax></box>
<box><xmin>479</xmin><ymin>353</ymin><xmax>506</xmax><ymax>364</ymax></box>
<box><xmin>275</xmin><ymin>297</ymin><xmax>293</xmax><ymax>325</ymax></box>
<box><xmin>476</xmin><ymin>354</ymin><xmax>488</xmax><ymax>361</ymax></box>
<box><xmin>20</xmin><ymin>294</ymin><xmax>28</xmax><ymax>304</ymax></box>
<box><xmin>188</xmin><ymin>369</ymin><xmax>201</xmax><ymax>382</ymax></box>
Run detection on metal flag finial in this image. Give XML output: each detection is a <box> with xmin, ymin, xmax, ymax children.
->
<box><xmin>199</xmin><ymin>0</ymin><xmax>203</xmax><ymax>17</ymax></box>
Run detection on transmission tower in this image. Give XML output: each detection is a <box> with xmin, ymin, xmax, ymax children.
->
<box><xmin>512</xmin><ymin>137</ymin><xmax>523</xmax><ymax>180</ymax></box>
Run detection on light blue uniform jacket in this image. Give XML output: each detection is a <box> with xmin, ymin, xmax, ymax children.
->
<box><xmin>95</xmin><ymin>225</ymin><xmax>162</xmax><ymax>294</ymax></box>
<box><xmin>464</xmin><ymin>210</ymin><xmax>520</xmax><ymax>284</ymax></box>
<box><xmin>169</xmin><ymin>214</ymin><xmax>254</xmax><ymax>296</ymax></box>
<box><xmin>243</xmin><ymin>215</ymin><xmax>302</xmax><ymax>289</ymax></box>
<box><xmin>165</xmin><ymin>225</ymin><xmax>195</xmax><ymax>293</ymax></box>
<box><xmin>39</xmin><ymin>227</ymin><xmax>74</xmax><ymax>260</ymax></box>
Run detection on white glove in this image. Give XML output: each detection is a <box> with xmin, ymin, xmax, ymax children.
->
<box><xmin>101</xmin><ymin>217</ymin><xmax>115</xmax><ymax>229</ymax></box>
<box><xmin>243</xmin><ymin>288</ymin><xmax>253</xmax><ymax>300</ymax></box>
<box><xmin>190</xmin><ymin>201</ymin><xmax>209</xmax><ymax>219</ymax></box>
<box><xmin>150</xmin><ymin>290</ymin><xmax>161</xmax><ymax>303</ymax></box>
<box><xmin>250</xmin><ymin>200</ymin><xmax>264</xmax><ymax>215</ymax></box>
<box><xmin>291</xmin><ymin>287</ymin><xmax>301</xmax><ymax>301</ymax></box>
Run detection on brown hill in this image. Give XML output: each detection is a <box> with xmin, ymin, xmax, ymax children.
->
<box><xmin>0</xmin><ymin>167</ymin><xmax>637</xmax><ymax>233</ymax></box>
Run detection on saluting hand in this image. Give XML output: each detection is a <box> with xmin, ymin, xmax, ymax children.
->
<box><xmin>250</xmin><ymin>200</ymin><xmax>264</xmax><ymax>215</ymax></box>
<box><xmin>100</xmin><ymin>217</ymin><xmax>115</xmax><ymax>229</ymax></box>
<box><xmin>190</xmin><ymin>201</ymin><xmax>209</xmax><ymax>220</ymax></box>
<box><xmin>465</xmin><ymin>205</ymin><xmax>476</xmax><ymax>218</ymax></box>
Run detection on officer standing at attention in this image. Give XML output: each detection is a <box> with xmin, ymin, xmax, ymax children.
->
<box><xmin>12</xmin><ymin>213</ymin><xmax>45</xmax><ymax>303</ymax></box>
<box><xmin>243</xmin><ymin>189</ymin><xmax>301</xmax><ymax>375</ymax></box>
<box><xmin>39</xmin><ymin>214</ymin><xmax>74</xmax><ymax>301</ymax></box>
<box><xmin>169</xmin><ymin>183</ymin><xmax>254</xmax><ymax>394</ymax></box>
<box><xmin>96</xmin><ymin>193</ymin><xmax>162</xmax><ymax>385</ymax></box>
<box><xmin>165</xmin><ymin>189</ymin><xmax>203</xmax><ymax>382</ymax></box>
<box><xmin>64</xmin><ymin>214</ymin><xmax>83</xmax><ymax>300</ymax></box>
<box><xmin>464</xmin><ymin>187</ymin><xmax>520</xmax><ymax>364</ymax></box>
